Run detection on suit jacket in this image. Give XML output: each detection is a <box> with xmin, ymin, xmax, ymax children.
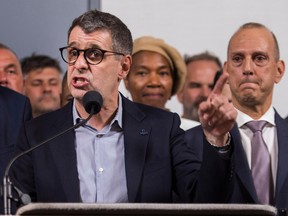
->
<box><xmin>0</xmin><ymin>86</ymin><xmax>32</xmax><ymax>179</ymax></box>
<box><xmin>185</xmin><ymin>110</ymin><xmax>288</xmax><ymax>210</ymax></box>
<box><xmin>10</xmin><ymin>94</ymin><xmax>195</xmax><ymax>204</ymax></box>
<box><xmin>0</xmin><ymin>86</ymin><xmax>32</xmax><ymax>214</ymax></box>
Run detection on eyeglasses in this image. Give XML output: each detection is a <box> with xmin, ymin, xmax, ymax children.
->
<box><xmin>59</xmin><ymin>46</ymin><xmax>125</xmax><ymax>65</ymax></box>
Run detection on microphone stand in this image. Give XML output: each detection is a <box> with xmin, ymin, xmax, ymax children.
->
<box><xmin>3</xmin><ymin>106</ymin><xmax>95</xmax><ymax>215</ymax></box>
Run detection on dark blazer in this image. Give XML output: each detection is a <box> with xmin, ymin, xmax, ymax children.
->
<box><xmin>11</xmin><ymin>95</ymin><xmax>195</xmax><ymax>204</ymax></box>
<box><xmin>0</xmin><ymin>86</ymin><xmax>32</xmax><ymax>214</ymax></box>
<box><xmin>185</xmin><ymin>110</ymin><xmax>288</xmax><ymax>210</ymax></box>
<box><xmin>285</xmin><ymin>116</ymin><xmax>288</xmax><ymax>123</ymax></box>
<box><xmin>0</xmin><ymin>86</ymin><xmax>32</xmax><ymax>179</ymax></box>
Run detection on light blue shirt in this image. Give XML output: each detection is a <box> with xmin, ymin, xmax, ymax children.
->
<box><xmin>73</xmin><ymin>94</ymin><xmax>128</xmax><ymax>203</ymax></box>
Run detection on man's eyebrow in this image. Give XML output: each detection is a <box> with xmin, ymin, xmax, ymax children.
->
<box><xmin>89</xmin><ymin>44</ymin><xmax>102</xmax><ymax>49</ymax></box>
<box><xmin>67</xmin><ymin>42</ymin><xmax>77</xmax><ymax>47</ymax></box>
<box><xmin>252</xmin><ymin>51</ymin><xmax>268</xmax><ymax>56</ymax></box>
<box><xmin>188</xmin><ymin>82</ymin><xmax>201</xmax><ymax>87</ymax></box>
<box><xmin>230</xmin><ymin>51</ymin><xmax>244</xmax><ymax>56</ymax></box>
<box><xmin>4</xmin><ymin>64</ymin><xmax>16</xmax><ymax>70</ymax></box>
<box><xmin>67</xmin><ymin>42</ymin><xmax>102</xmax><ymax>49</ymax></box>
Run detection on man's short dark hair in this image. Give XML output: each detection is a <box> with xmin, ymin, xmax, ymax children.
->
<box><xmin>67</xmin><ymin>9</ymin><xmax>133</xmax><ymax>56</ymax></box>
<box><xmin>21</xmin><ymin>54</ymin><xmax>62</xmax><ymax>76</ymax></box>
<box><xmin>184</xmin><ymin>51</ymin><xmax>222</xmax><ymax>69</ymax></box>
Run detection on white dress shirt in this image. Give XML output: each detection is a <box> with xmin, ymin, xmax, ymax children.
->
<box><xmin>180</xmin><ymin>117</ymin><xmax>200</xmax><ymax>130</ymax></box>
<box><xmin>236</xmin><ymin>106</ymin><xmax>278</xmax><ymax>190</ymax></box>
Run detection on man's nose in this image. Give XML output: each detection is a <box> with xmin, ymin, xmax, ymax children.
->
<box><xmin>0</xmin><ymin>71</ymin><xmax>8</xmax><ymax>85</ymax></box>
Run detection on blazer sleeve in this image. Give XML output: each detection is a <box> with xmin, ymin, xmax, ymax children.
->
<box><xmin>182</xmin><ymin>125</ymin><xmax>234</xmax><ymax>203</ymax></box>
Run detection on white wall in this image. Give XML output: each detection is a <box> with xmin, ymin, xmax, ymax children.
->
<box><xmin>102</xmin><ymin>0</ymin><xmax>288</xmax><ymax>118</ymax></box>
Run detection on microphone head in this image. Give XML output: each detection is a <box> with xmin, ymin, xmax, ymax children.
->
<box><xmin>82</xmin><ymin>91</ymin><xmax>103</xmax><ymax>115</ymax></box>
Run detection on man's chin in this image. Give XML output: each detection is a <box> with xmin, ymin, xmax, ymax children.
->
<box><xmin>38</xmin><ymin>104</ymin><xmax>60</xmax><ymax>112</ymax></box>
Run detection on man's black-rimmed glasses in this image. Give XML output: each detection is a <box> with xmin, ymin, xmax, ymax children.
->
<box><xmin>59</xmin><ymin>46</ymin><xmax>125</xmax><ymax>65</ymax></box>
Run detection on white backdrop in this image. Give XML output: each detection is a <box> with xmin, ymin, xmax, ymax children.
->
<box><xmin>102</xmin><ymin>0</ymin><xmax>288</xmax><ymax>118</ymax></box>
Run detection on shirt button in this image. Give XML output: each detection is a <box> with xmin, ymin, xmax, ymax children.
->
<box><xmin>99</xmin><ymin>167</ymin><xmax>104</xmax><ymax>172</ymax></box>
<box><xmin>96</xmin><ymin>134</ymin><xmax>103</xmax><ymax>138</ymax></box>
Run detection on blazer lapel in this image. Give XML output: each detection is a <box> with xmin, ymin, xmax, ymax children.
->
<box><xmin>274</xmin><ymin>112</ymin><xmax>288</xmax><ymax>204</ymax></box>
<box><xmin>232</xmin><ymin>125</ymin><xmax>258</xmax><ymax>202</ymax></box>
<box><xmin>122</xmin><ymin>96</ymin><xmax>151</xmax><ymax>202</ymax></box>
<box><xmin>48</xmin><ymin>102</ymin><xmax>81</xmax><ymax>202</ymax></box>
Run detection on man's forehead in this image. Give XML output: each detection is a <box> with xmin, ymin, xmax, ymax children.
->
<box><xmin>68</xmin><ymin>31</ymin><xmax>112</xmax><ymax>49</ymax></box>
<box><xmin>230</xmin><ymin>28</ymin><xmax>274</xmax><ymax>47</ymax></box>
<box><xmin>68</xmin><ymin>27</ymin><xmax>111</xmax><ymax>43</ymax></box>
<box><xmin>229</xmin><ymin>32</ymin><xmax>274</xmax><ymax>54</ymax></box>
<box><xmin>0</xmin><ymin>49</ymin><xmax>18</xmax><ymax>60</ymax></box>
<box><xmin>0</xmin><ymin>55</ymin><xmax>20</xmax><ymax>69</ymax></box>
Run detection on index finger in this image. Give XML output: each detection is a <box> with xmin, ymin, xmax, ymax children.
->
<box><xmin>212</xmin><ymin>72</ymin><xmax>228</xmax><ymax>95</ymax></box>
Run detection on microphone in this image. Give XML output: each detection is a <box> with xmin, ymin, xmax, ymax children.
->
<box><xmin>83</xmin><ymin>90</ymin><xmax>103</xmax><ymax>115</ymax></box>
<box><xmin>3</xmin><ymin>91</ymin><xmax>103</xmax><ymax>215</ymax></box>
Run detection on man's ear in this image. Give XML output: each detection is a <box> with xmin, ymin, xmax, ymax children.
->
<box><xmin>275</xmin><ymin>60</ymin><xmax>285</xmax><ymax>84</ymax></box>
<box><xmin>119</xmin><ymin>55</ymin><xmax>132</xmax><ymax>80</ymax></box>
<box><xmin>177</xmin><ymin>89</ymin><xmax>184</xmax><ymax>103</ymax></box>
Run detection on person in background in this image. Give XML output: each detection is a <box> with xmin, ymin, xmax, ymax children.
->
<box><xmin>60</xmin><ymin>71</ymin><xmax>73</xmax><ymax>107</ymax></box>
<box><xmin>177</xmin><ymin>51</ymin><xmax>222</xmax><ymax>122</ymax></box>
<box><xmin>213</xmin><ymin>70</ymin><xmax>232</xmax><ymax>102</ymax></box>
<box><xmin>185</xmin><ymin>22</ymin><xmax>288</xmax><ymax>212</ymax></box>
<box><xmin>21</xmin><ymin>54</ymin><xmax>62</xmax><ymax>117</ymax></box>
<box><xmin>124</xmin><ymin>36</ymin><xmax>199</xmax><ymax>130</ymax></box>
<box><xmin>0</xmin><ymin>86</ymin><xmax>32</xmax><ymax>214</ymax></box>
<box><xmin>0</xmin><ymin>43</ymin><xmax>24</xmax><ymax>94</ymax></box>
<box><xmin>10</xmin><ymin>9</ymin><xmax>236</xmax><ymax>210</ymax></box>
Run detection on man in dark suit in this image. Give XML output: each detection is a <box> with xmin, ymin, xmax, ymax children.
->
<box><xmin>0</xmin><ymin>43</ymin><xmax>24</xmax><ymax>94</ymax></box>
<box><xmin>0</xmin><ymin>86</ymin><xmax>32</xmax><ymax>179</ymax></box>
<box><xmin>0</xmin><ymin>86</ymin><xmax>32</xmax><ymax>213</ymax></box>
<box><xmin>10</xmin><ymin>9</ymin><xmax>236</xmax><ymax>210</ymax></box>
<box><xmin>185</xmin><ymin>22</ymin><xmax>288</xmax><ymax>212</ymax></box>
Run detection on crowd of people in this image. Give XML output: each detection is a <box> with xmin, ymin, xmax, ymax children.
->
<box><xmin>0</xmin><ymin>8</ymin><xmax>287</xmax><ymax>215</ymax></box>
